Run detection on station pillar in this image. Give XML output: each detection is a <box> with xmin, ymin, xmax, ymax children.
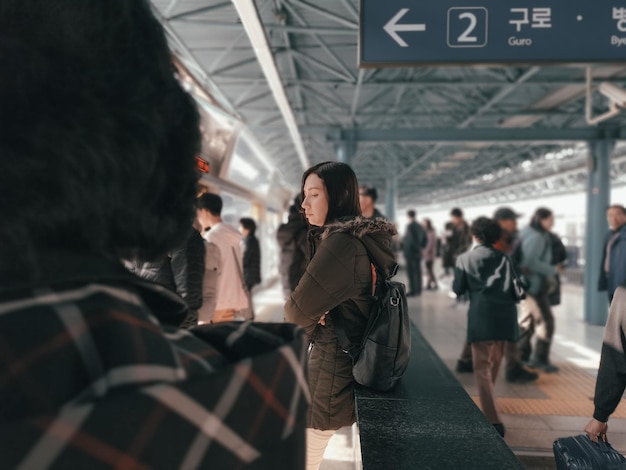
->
<box><xmin>334</xmin><ymin>136</ymin><xmax>356</xmax><ymax>165</ymax></box>
<box><xmin>584</xmin><ymin>139</ymin><xmax>615</xmax><ymax>325</ymax></box>
<box><xmin>385</xmin><ymin>175</ymin><xmax>398</xmax><ymax>223</ymax></box>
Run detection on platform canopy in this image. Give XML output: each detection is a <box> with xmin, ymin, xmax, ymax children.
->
<box><xmin>151</xmin><ymin>0</ymin><xmax>626</xmax><ymax>208</ymax></box>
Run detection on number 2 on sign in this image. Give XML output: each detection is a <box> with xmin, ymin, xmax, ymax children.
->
<box><xmin>458</xmin><ymin>12</ymin><xmax>478</xmax><ymax>42</ymax></box>
<box><xmin>448</xmin><ymin>7</ymin><xmax>488</xmax><ymax>48</ymax></box>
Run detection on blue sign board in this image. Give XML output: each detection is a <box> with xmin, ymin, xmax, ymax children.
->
<box><xmin>360</xmin><ymin>0</ymin><xmax>626</xmax><ymax>66</ymax></box>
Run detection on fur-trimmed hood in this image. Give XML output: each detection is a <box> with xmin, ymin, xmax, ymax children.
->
<box><xmin>316</xmin><ymin>217</ymin><xmax>398</xmax><ymax>278</ymax></box>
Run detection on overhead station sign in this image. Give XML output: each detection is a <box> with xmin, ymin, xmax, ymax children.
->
<box><xmin>359</xmin><ymin>0</ymin><xmax>626</xmax><ymax>67</ymax></box>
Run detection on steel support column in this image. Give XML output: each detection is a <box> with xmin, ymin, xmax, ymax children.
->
<box><xmin>334</xmin><ymin>137</ymin><xmax>356</xmax><ymax>165</ymax></box>
<box><xmin>384</xmin><ymin>175</ymin><xmax>397</xmax><ymax>223</ymax></box>
<box><xmin>584</xmin><ymin>139</ymin><xmax>615</xmax><ymax>325</ymax></box>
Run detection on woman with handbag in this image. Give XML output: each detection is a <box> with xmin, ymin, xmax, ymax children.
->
<box><xmin>518</xmin><ymin>207</ymin><xmax>562</xmax><ymax>373</ymax></box>
<box><xmin>284</xmin><ymin>162</ymin><xmax>397</xmax><ymax>470</ymax></box>
<box><xmin>453</xmin><ymin>217</ymin><xmax>520</xmax><ymax>438</ymax></box>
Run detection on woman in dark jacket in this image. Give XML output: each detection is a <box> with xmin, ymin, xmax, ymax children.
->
<box><xmin>453</xmin><ymin>217</ymin><xmax>519</xmax><ymax>438</ymax></box>
<box><xmin>285</xmin><ymin>162</ymin><xmax>396</xmax><ymax>470</ymax></box>
<box><xmin>239</xmin><ymin>217</ymin><xmax>261</xmax><ymax>292</ymax></box>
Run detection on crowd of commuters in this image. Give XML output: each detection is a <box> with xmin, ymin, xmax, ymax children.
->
<box><xmin>6</xmin><ymin>1</ymin><xmax>626</xmax><ymax>466</ymax></box>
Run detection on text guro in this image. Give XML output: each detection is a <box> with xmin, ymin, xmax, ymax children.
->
<box><xmin>508</xmin><ymin>36</ymin><xmax>532</xmax><ymax>46</ymax></box>
<box><xmin>611</xmin><ymin>36</ymin><xmax>626</xmax><ymax>47</ymax></box>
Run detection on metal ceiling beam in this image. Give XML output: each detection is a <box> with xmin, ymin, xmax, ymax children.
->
<box><xmin>397</xmin><ymin>67</ymin><xmax>542</xmax><ymax>179</ymax></box>
<box><xmin>282</xmin><ymin>2</ymin><xmax>356</xmax><ymax>83</ymax></box>
<box><xmin>290</xmin><ymin>50</ymin><xmax>354</xmax><ymax>82</ymax></box>
<box><xmin>210</xmin><ymin>76</ymin><xmax>626</xmax><ymax>87</ymax></box>
<box><xmin>167</xmin><ymin>1</ymin><xmax>231</xmax><ymax>20</ymax></box>
<box><xmin>290</xmin><ymin>0</ymin><xmax>358</xmax><ymax>29</ymax></box>
<box><xmin>293</xmin><ymin>126</ymin><xmax>626</xmax><ymax>142</ymax></box>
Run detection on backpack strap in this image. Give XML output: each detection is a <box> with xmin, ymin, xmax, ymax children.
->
<box><xmin>333</xmin><ymin>238</ymin><xmax>396</xmax><ymax>360</ymax></box>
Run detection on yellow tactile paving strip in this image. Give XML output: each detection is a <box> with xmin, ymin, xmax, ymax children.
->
<box><xmin>470</xmin><ymin>362</ymin><xmax>626</xmax><ymax>418</ymax></box>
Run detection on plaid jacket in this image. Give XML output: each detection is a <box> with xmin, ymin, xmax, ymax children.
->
<box><xmin>0</xmin><ymin>253</ymin><xmax>308</xmax><ymax>469</ymax></box>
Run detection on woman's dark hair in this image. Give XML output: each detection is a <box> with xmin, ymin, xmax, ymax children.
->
<box><xmin>423</xmin><ymin>218</ymin><xmax>433</xmax><ymax>231</ymax></box>
<box><xmin>239</xmin><ymin>217</ymin><xmax>257</xmax><ymax>236</ymax></box>
<box><xmin>300</xmin><ymin>162</ymin><xmax>361</xmax><ymax>224</ymax></box>
<box><xmin>530</xmin><ymin>207</ymin><xmax>553</xmax><ymax>232</ymax></box>
<box><xmin>0</xmin><ymin>0</ymin><xmax>201</xmax><ymax>279</ymax></box>
<box><xmin>470</xmin><ymin>217</ymin><xmax>501</xmax><ymax>246</ymax></box>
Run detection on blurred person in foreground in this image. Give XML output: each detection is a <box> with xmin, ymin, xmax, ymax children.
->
<box><xmin>585</xmin><ymin>282</ymin><xmax>626</xmax><ymax>442</ymax></box>
<box><xmin>453</xmin><ymin>217</ymin><xmax>520</xmax><ymax>438</ymax></box>
<box><xmin>0</xmin><ymin>1</ymin><xmax>307</xmax><ymax>467</ymax></box>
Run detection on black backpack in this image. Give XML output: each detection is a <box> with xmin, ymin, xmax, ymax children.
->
<box><xmin>334</xmin><ymin>255</ymin><xmax>411</xmax><ymax>392</ymax></box>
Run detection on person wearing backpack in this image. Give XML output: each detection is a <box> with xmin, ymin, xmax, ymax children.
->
<box><xmin>453</xmin><ymin>217</ymin><xmax>520</xmax><ymax>438</ymax></box>
<box><xmin>455</xmin><ymin>207</ymin><xmax>538</xmax><ymax>383</ymax></box>
<box><xmin>285</xmin><ymin>162</ymin><xmax>397</xmax><ymax>470</ymax></box>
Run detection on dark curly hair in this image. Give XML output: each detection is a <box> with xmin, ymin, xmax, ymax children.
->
<box><xmin>0</xmin><ymin>0</ymin><xmax>201</xmax><ymax>280</ymax></box>
<box><xmin>301</xmin><ymin>162</ymin><xmax>361</xmax><ymax>224</ymax></box>
<box><xmin>470</xmin><ymin>217</ymin><xmax>501</xmax><ymax>246</ymax></box>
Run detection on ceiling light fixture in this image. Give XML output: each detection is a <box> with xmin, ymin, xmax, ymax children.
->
<box><xmin>231</xmin><ymin>0</ymin><xmax>310</xmax><ymax>171</ymax></box>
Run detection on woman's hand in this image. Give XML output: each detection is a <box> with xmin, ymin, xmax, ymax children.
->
<box><xmin>318</xmin><ymin>311</ymin><xmax>329</xmax><ymax>326</ymax></box>
<box><xmin>584</xmin><ymin>418</ymin><xmax>608</xmax><ymax>442</ymax></box>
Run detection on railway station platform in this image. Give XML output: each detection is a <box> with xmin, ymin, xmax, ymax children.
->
<box><xmin>252</xmin><ymin>267</ymin><xmax>626</xmax><ymax>469</ymax></box>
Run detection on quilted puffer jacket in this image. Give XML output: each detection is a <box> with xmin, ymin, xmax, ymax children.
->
<box><xmin>285</xmin><ymin>217</ymin><xmax>397</xmax><ymax>430</ymax></box>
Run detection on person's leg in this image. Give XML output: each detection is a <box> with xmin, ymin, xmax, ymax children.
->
<box><xmin>415</xmin><ymin>257</ymin><xmax>423</xmax><ymax>294</ymax></box>
<box><xmin>504</xmin><ymin>341</ymin><xmax>538</xmax><ymax>382</ymax></box>
<box><xmin>517</xmin><ymin>297</ymin><xmax>538</xmax><ymax>362</ymax></box>
<box><xmin>471</xmin><ymin>342</ymin><xmax>502</xmax><ymax>425</ymax></box>
<box><xmin>306</xmin><ymin>428</ymin><xmax>335</xmax><ymax>470</ymax></box>
<box><xmin>456</xmin><ymin>339</ymin><xmax>473</xmax><ymax>373</ymax></box>
<box><xmin>407</xmin><ymin>256</ymin><xmax>419</xmax><ymax>295</ymax></box>
<box><xmin>531</xmin><ymin>292</ymin><xmax>558</xmax><ymax>372</ymax></box>
<box><xmin>425</xmin><ymin>260</ymin><xmax>435</xmax><ymax>288</ymax></box>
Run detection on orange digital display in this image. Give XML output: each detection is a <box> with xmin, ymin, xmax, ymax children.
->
<box><xmin>195</xmin><ymin>156</ymin><xmax>210</xmax><ymax>173</ymax></box>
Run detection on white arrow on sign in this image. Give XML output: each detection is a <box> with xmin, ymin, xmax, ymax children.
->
<box><xmin>384</xmin><ymin>8</ymin><xmax>426</xmax><ymax>47</ymax></box>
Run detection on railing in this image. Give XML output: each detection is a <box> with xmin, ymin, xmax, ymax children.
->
<box><xmin>354</xmin><ymin>323</ymin><xmax>523</xmax><ymax>470</ymax></box>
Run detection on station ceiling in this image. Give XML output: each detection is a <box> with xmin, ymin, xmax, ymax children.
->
<box><xmin>152</xmin><ymin>0</ymin><xmax>626</xmax><ymax>209</ymax></box>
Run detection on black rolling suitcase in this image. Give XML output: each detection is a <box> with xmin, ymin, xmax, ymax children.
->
<box><xmin>553</xmin><ymin>434</ymin><xmax>626</xmax><ymax>469</ymax></box>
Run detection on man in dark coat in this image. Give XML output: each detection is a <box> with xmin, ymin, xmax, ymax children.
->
<box><xmin>126</xmin><ymin>228</ymin><xmax>205</xmax><ymax>328</ymax></box>
<box><xmin>240</xmin><ymin>217</ymin><xmax>262</xmax><ymax>292</ymax></box>
<box><xmin>277</xmin><ymin>201</ymin><xmax>310</xmax><ymax>299</ymax></box>
<box><xmin>599</xmin><ymin>205</ymin><xmax>626</xmax><ymax>303</ymax></box>
<box><xmin>359</xmin><ymin>186</ymin><xmax>386</xmax><ymax>220</ymax></box>
<box><xmin>403</xmin><ymin>210</ymin><xmax>426</xmax><ymax>296</ymax></box>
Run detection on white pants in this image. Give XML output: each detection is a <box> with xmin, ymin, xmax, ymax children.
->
<box><xmin>306</xmin><ymin>428</ymin><xmax>335</xmax><ymax>470</ymax></box>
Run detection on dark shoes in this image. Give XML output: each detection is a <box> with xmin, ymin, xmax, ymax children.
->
<box><xmin>493</xmin><ymin>423</ymin><xmax>506</xmax><ymax>438</ymax></box>
<box><xmin>506</xmin><ymin>366</ymin><xmax>539</xmax><ymax>383</ymax></box>
<box><xmin>456</xmin><ymin>360</ymin><xmax>473</xmax><ymax>373</ymax></box>
<box><xmin>527</xmin><ymin>359</ymin><xmax>559</xmax><ymax>373</ymax></box>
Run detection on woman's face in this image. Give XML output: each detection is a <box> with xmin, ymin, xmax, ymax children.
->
<box><xmin>540</xmin><ymin>215</ymin><xmax>554</xmax><ymax>231</ymax></box>
<box><xmin>301</xmin><ymin>173</ymin><xmax>329</xmax><ymax>227</ymax></box>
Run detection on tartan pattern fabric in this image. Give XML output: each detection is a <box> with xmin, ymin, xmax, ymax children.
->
<box><xmin>0</xmin><ymin>264</ymin><xmax>308</xmax><ymax>469</ymax></box>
